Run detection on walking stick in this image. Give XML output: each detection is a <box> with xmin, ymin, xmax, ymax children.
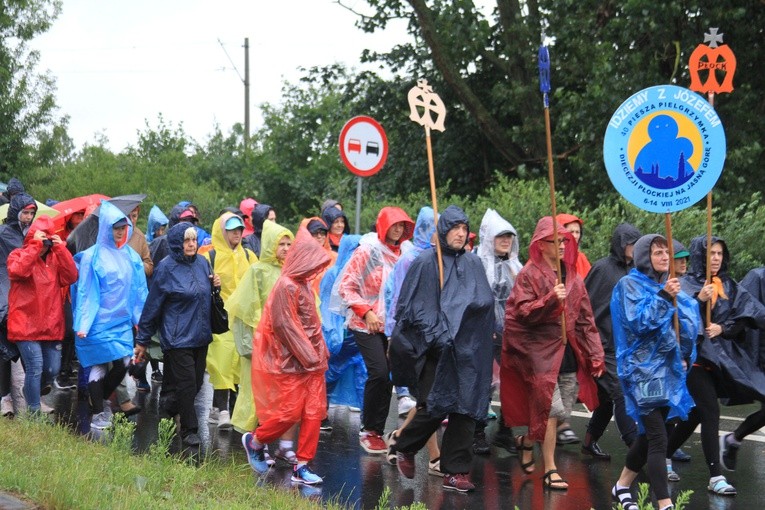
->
<box><xmin>539</xmin><ymin>45</ymin><xmax>567</xmax><ymax>345</ymax></box>
<box><xmin>665</xmin><ymin>213</ymin><xmax>681</xmax><ymax>343</ymax></box>
<box><xmin>408</xmin><ymin>79</ymin><xmax>447</xmax><ymax>288</ymax></box>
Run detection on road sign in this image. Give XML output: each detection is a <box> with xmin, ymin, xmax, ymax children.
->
<box><xmin>339</xmin><ymin>116</ymin><xmax>388</xmax><ymax>177</ymax></box>
<box><xmin>603</xmin><ymin>85</ymin><xmax>726</xmax><ymax>213</ymax></box>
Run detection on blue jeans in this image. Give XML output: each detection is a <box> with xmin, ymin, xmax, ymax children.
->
<box><xmin>16</xmin><ymin>341</ymin><xmax>61</xmax><ymax>412</ymax></box>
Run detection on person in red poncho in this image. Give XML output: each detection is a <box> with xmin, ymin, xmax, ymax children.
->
<box><xmin>500</xmin><ymin>216</ymin><xmax>604</xmax><ymax>490</ymax></box>
<box><xmin>7</xmin><ymin>216</ymin><xmax>78</xmax><ymax>413</ymax></box>
<box><xmin>242</xmin><ymin>228</ymin><xmax>332</xmax><ymax>484</ymax></box>
<box><xmin>556</xmin><ymin>213</ymin><xmax>591</xmax><ymax>279</ymax></box>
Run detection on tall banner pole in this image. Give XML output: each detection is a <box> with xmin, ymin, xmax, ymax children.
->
<box><xmin>408</xmin><ymin>80</ymin><xmax>447</xmax><ymax>288</ymax></box>
<box><xmin>665</xmin><ymin>212</ymin><xmax>681</xmax><ymax>342</ymax></box>
<box><xmin>689</xmin><ymin>27</ymin><xmax>736</xmax><ymax>324</ymax></box>
<box><xmin>538</xmin><ymin>45</ymin><xmax>567</xmax><ymax>345</ymax></box>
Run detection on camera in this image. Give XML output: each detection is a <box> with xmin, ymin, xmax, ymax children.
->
<box><xmin>42</xmin><ymin>239</ymin><xmax>53</xmax><ymax>248</ymax></box>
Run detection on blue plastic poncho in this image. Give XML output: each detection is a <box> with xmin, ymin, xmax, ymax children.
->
<box><xmin>611</xmin><ymin>234</ymin><xmax>699</xmax><ymax>432</ymax></box>
<box><xmin>319</xmin><ymin>234</ymin><xmax>366</xmax><ymax>408</ymax></box>
<box><xmin>73</xmin><ymin>200</ymin><xmax>148</xmax><ymax>367</ymax></box>
<box><xmin>145</xmin><ymin>205</ymin><xmax>169</xmax><ymax>243</ymax></box>
<box><xmin>383</xmin><ymin>206</ymin><xmax>437</xmax><ymax>336</ymax></box>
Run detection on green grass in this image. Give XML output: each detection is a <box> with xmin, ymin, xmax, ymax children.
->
<box><xmin>0</xmin><ymin>415</ymin><xmax>335</xmax><ymax>510</ymax></box>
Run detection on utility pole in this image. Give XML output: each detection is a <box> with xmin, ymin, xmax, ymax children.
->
<box><xmin>244</xmin><ymin>37</ymin><xmax>250</xmax><ymax>149</ymax></box>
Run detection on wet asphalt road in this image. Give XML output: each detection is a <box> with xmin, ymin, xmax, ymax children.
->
<box><xmin>43</xmin><ymin>371</ymin><xmax>765</xmax><ymax>510</ymax></box>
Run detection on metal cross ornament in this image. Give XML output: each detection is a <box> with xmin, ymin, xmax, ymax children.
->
<box><xmin>407</xmin><ymin>79</ymin><xmax>446</xmax><ymax>132</ymax></box>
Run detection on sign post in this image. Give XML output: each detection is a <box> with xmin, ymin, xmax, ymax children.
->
<box><xmin>338</xmin><ymin>116</ymin><xmax>389</xmax><ymax>234</ymax></box>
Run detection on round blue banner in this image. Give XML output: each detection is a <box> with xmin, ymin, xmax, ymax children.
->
<box><xmin>603</xmin><ymin>85</ymin><xmax>726</xmax><ymax>213</ymax></box>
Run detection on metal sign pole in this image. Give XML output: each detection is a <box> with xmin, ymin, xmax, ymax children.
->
<box><xmin>355</xmin><ymin>176</ymin><xmax>362</xmax><ymax>234</ymax></box>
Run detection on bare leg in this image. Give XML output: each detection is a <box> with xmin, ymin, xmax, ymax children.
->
<box><xmin>542</xmin><ymin>417</ymin><xmax>567</xmax><ymax>488</ymax></box>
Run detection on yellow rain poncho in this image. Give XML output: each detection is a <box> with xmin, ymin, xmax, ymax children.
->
<box><xmin>226</xmin><ymin>220</ymin><xmax>293</xmax><ymax>432</ymax></box>
<box><xmin>203</xmin><ymin>212</ymin><xmax>257</xmax><ymax>391</ymax></box>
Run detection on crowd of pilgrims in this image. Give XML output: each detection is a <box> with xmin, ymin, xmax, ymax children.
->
<box><xmin>2</xmin><ymin>177</ymin><xmax>765</xmax><ymax>507</ymax></box>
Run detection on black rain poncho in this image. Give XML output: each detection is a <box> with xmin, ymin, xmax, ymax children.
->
<box><xmin>389</xmin><ymin>205</ymin><xmax>494</xmax><ymax>421</ymax></box>
<box><xmin>681</xmin><ymin>235</ymin><xmax>765</xmax><ymax>404</ymax></box>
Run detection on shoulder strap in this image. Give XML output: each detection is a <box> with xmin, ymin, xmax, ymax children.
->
<box><xmin>209</xmin><ymin>249</ymin><xmax>216</xmax><ymax>271</ymax></box>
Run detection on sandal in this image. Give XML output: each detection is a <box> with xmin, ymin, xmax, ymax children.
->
<box><xmin>708</xmin><ymin>476</ymin><xmax>737</xmax><ymax>496</ymax></box>
<box><xmin>542</xmin><ymin>469</ymin><xmax>568</xmax><ymax>490</ymax></box>
<box><xmin>515</xmin><ymin>435</ymin><xmax>535</xmax><ymax>474</ymax></box>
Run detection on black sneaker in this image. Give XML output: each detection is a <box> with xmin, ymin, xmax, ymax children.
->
<box><xmin>320</xmin><ymin>418</ymin><xmax>333</xmax><ymax>432</ymax></box>
<box><xmin>473</xmin><ymin>432</ymin><xmax>490</xmax><ymax>455</ymax></box>
<box><xmin>54</xmin><ymin>375</ymin><xmax>77</xmax><ymax>391</ymax></box>
<box><xmin>719</xmin><ymin>433</ymin><xmax>739</xmax><ymax>471</ymax></box>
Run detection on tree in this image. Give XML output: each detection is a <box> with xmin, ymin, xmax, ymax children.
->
<box><xmin>345</xmin><ymin>0</ymin><xmax>765</xmax><ymax>207</ymax></box>
<box><xmin>0</xmin><ymin>0</ymin><xmax>63</xmax><ymax>178</ymax></box>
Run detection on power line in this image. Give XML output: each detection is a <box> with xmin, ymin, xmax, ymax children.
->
<box><xmin>217</xmin><ymin>38</ymin><xmax>244</xmax><ymax>83</ymax></box>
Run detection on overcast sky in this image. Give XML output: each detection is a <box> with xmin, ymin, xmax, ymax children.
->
<box><xmin>31</xmin><ymin>0</ymin><xmax>412</xmax><ymax>152</ymax></box>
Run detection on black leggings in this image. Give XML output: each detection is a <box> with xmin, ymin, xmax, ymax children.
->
<box><xmin>625</xmin><ymin>407</ymin><xmax>670</xmax><ymax>501</ymax></box>
<box><xmin>667</xmin><ymin>365</ymin><xmax>721</xmax><ymax>477</ymax></box>
<box><xmin>735</xmin><ymin>402</ymin><xmax>765</xmax><ymax>442</ymax></box>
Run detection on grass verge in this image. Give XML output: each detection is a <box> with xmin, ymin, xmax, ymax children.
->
<box><xmin>0</xmin><ymin>414</ymin><xmax>334</xmax><ymax>510</ymax></box>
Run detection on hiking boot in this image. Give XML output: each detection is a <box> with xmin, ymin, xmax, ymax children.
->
<box><xmin>292</xmin><ymin>464</ymin><xmax>323</xmax><ymax>485</ymax></box>
<box><xmin>217</xmin><ymin>410</ymin><xmax>232</xmax><ymax>430</ymax></box>
<box><xmin>242</xmin><ymin>432</ymin><xmax>269</xmax><ymax>474</ymax></box>
<box><xmin>443</xmin><ymin>473</ymin><xmax>475</xmax><ymax>492</ymax></box>
<box><xmin>397</xmin><ymin>396</ymin><xmax>416</xmax><ymax>417</ymax></box>
<box><xmin>396</xmin><ymin>451</ymin><xmax>416</xmax><ymax>479</ymax></box>
<box><xmin>90</xmin><ymin>411</ymin><xmax>112</xmax><ymax>430</ymax></box>
<box><xmin>473</xmin><ymin>431</ymin><xmax>491</xmax><ymax>455</ymax></box>
<box><xmin>359</xmin><ymin>431</ymin><xmax>387</xmax><ymax>454</ymax></box>
<box><xmin>719</xmin><ymin>433</ymin><xmax>739</xmax><ymax>471</ymax></box>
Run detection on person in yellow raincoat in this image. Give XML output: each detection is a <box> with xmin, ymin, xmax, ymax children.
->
<box><xmin>226</xmin><ymin>220</ymin><xmax>294</xmax><ymax>459</ymax></box>
<box><xmin>204</xmin><ymin>212</ymin><xmax>256</xmax><ymax>429</ymax></box>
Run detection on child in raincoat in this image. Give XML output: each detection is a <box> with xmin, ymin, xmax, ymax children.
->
<box><xmin>242</xmin><ymin>229</ymin><xmax>331</xmax><ymax>485</ymax></box>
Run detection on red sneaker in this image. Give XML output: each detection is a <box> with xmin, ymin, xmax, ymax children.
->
<box><xmin>396</xmin><ymin>451</ymin><xmax>416</xmax><ymax>479</ymax></box>
<box><xmin>443</xmin><ymin>473</ymin><xmax>475</xmax><ymax>492</ymax></box>
<box><xmin>359</xmin><ymin>431</ymin><xmax>387</xmax><ymax>454</ymax></box>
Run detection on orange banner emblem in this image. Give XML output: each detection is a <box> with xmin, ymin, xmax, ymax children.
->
<box><xmin>689</xmin><ymin>28</ymin><xmax>736</xmax><ymax>94</ymax></box>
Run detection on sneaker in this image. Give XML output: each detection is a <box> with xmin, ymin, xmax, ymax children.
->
<box><xmin>359</xmin><ymin>431</ymin><xmax>387</xmax><ymax>454</ymax></box>
<box><xmin>217</xmin><ymin>410</ymin><xmax>232</xmax><ymax>430</ymax></box>
<box><xmin>1</xmin><ymin>395</ymin><xmax>14</xmax><ymax>417</ymax></box>
<box><xmin>40</xmin><ymin>402</ymin><xmax>55</xmax><ymax>414</ymax></box>
<box><xmin>671</xmin><ymin>448</ymin><xmax>692</xmax><ymax>462</ymax></box>
<box><xmin>54</xmin><ymin>375</ymin><xmax>77</xmax><ymax>391</ymax></box>
<box><xmin>473</xmin><ymin>432</ymin><xmax>490</xmax><ymax>455</ymax></box>
<box><xmin>102</xmin><ymin>401</ymin><xmax>113</xmax><ymax>417</ymax></box>
<box><xmin>274</xmin><ymin>447</ymin><xmax>298</xmax><ymax>465</ymax></box>
<box><xmin>182</xmin><ymin>432</ymin><xmax>201</xmax><ymax>446</ymax></box>
<box><xmin>384</xmin><ymin>430</ymin><xmax>398</xmax><ymax>465</ymax></box>
<box><xmin>241</xmin><ymin>432</ymin><xmax>269</xmax><ymax>474</ymax></box>
<box><xmin>208</xmin><ymin>407</ymin><xmax>220</xmax><ymax>424</ymax></box>
<box><xmin>443</xmin><ymin>473</ymin><xmax>475</xmax><ymax>492</ymax></box>
<box><xmin>428</xmin><ymin>458</ymin><xmax>442</xmax><ymax>477</ymax></box>
<box><xmin>708</xmin><ymin>475</ymin><xmax>737</xmax><ymax>496</ymax></box>
<box><xmin>151</xmin><ymin>370</ymin><xmax>163</xmax><ymax>383</ymax></box>
<box><xmin>719</xmin><ymin>433</ymin><xmax>739</xmax><ymax>471</ymax></box>
<box><xmin>487</xmin><ymin>409</ymin><xmax>497</xmax><ymax>420</ymax></box>
<box><xmin>292</xmin><ymin>464</ymin><xmax>323</xmax><ymax>485</ymax></box>
<box><xmin>556</xmin><ymin>427</ymin><xmax>580</xmax><ymax>445</ymax></box>
<box><xmin>396</xmin><ymin>451</ymin><xmax>416</xmax><ymax>479</ymax></box>
<box><xmin>320</xmin><ymin>418</ymin><xmax>333</xmax><ymax>432</ymax></box>
<box><xmin>90</xmin><ymin>411</ymin><xmax>112</xmax><ymax>430</ymax></box>
<box><xmin>397</xmin><ymin>396</ymin><xmax>416</xmax><ymax>417</ymax></box>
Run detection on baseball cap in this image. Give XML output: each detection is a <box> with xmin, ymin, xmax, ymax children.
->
<box><xmin>113</xmin><ymin>217</ymin><xmax>129</xmax><ymax>228</ymax></box>
<box><xmin>224</xmin><ymin>216</ymin><xmax>245</xmax><ymax>231</ymax></box>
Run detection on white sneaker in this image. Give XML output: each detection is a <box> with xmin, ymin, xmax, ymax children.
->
<box><xmin>397</xmin><ymin>396</ymin><xmax>416</xmax><ymax>417</ymax></box>
<box><xmin>1</xmin><ymin>395</ymin><xmax>14</xmax><ymax>417</ymax></box>
<box><xmin>102</xmin><ymin>400</ymin><xmax>113</xmax><ymax>417</ymax></box>
<box><xmin>90</xmin><ymin>411</ymin><xmax>112</xmax><ymax>430</ymax></box>
<box><xmin>217</xmin><ymin>410</ymin><xmax>232</xmax><ymax>430</ymax></box>
<box><xmin>208</xmin><ymin>407</ymin><xmax>220</xmax><ymax>424</ymax></box>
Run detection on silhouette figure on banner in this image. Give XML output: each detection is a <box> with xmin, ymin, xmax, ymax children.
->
<box><xmin>634</xmin><ymin>114</ymin><xmax>695</xmax><ymax>189</ymax></box>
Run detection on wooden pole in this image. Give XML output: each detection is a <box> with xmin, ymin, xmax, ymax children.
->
<box><xmin>705</xmin><ymin>92</ymin><xmax>716</xmax><ymax>325</ymax></box>
<box><xmin>665</xmin><ymin>213</ymin><xmax>681</xmax><ymax>343</ymax></box>
<box><xmin>425</xmin><ymin>126</ymin><xmax>444</xmax><ymax>288</ymax></box>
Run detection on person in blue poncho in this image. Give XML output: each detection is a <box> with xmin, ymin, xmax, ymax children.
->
<box><xmin>145</xmin><ymin>205</ymin><xmax>169</xmax><ymax>244</ymax></box>
<box><xmin>610</xmin><ymin>234</ymin><xmax>699</xmax><ymax>510</ymax></box>
<box><xmin>73</xmin><ymin>200</ymin><xmax>148</xmax><ymax>430</ymax></box>
<box><xmin>321</xmin><ymin>234</ymin><xmax>365</xmax><ymax>415</ymax></box>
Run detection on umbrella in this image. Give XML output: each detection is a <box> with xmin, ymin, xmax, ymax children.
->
<box><xmin>66</xmin><ymin>193</ymin><xmax>147</xmax><ymax>254</ymax></box>
<box><xmin>0</xmin><ymin>200</ymin><xmax>60</xmax><ymax>221</ymax></box>
<box><xmin>51</xmin><ymin>194</ymin><xmax>110</xmax><ymax>233</ymax></box>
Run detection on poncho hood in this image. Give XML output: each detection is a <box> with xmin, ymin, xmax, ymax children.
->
<box><xmin>5</xmin><ymin>193</ymin><xmax>36</xmax><ymax>227</ymax></box>
<box><xmin>23</xmin><ymin>216</ymin><xmax>56</xmax><ymax>247</ymax></box>
<box><xmin>411</xmin><ymin>206</ymin><xmax>438</xmax><ymax>251</ymax></box>
<box><xmin>529</xmin><ymin>216</ymin><xmax>577</xmax><ymax>273</ymax></box>
<box><xmin>477</xmin><ymin>208</ymin><xmax>520</xmax><ymax>267</ymax></box>
<box><xmin>610</xmin><ymin>223</ymin><xmax>642</xmax><ymax>265</ymax></box>
<box><xmin>97</xmin><ymin>201</ymin><xmax>132</xmax><ymax>249</ymax></box>
<box><xmin>167</xmin><ymin>222</ymin><xmax>197</xmax><ymax>263</ymax></box>
<box><xmin>146</xmin><ymin>205</ymin><xmax>169</xmax><ymax>243</ymax></box>
<box><xmin>282</xmin><ymin>229</ymin><xmax>331</xmax><ymax>282</ymax></box>
<box><xmin>437</xmin><ymin>205</ymin><xmax>469</xmax><ymax>254</ymax></box>
<box><xmin>322</xmin><ymin>206</ymin><xmax>350</xmax><ymax>235</ymax></box>
<box><xmin>688</xmin><ymin>234</ymin><xmax>729</xmax><ymax>278</ymax></box>
<box><xmin>259</xmin><ymin>220</ymin><xmax>294</xmax><ymax>268</ymax></box>
<box><xmin>251</xmin><ymin>204</ymin><xmax>274</xmax><ymax>236</ymax></box>
<box><xmin>375</xmin><ymin>206</ymin><xmax>414</xmax><ymax>248</ymax></box>
<box><xmin>633</xmin><ymin>234</ymin><xmax>667</xmax><ymax>283</ymax></box>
